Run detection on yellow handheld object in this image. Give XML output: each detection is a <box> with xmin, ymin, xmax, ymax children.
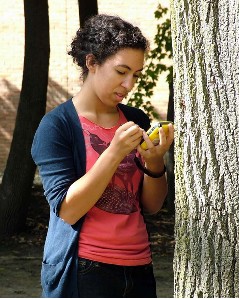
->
<box><xmin>140</xmin><ymin>121</ymin><xmax>173</xmax><ymax>150</ymax></box>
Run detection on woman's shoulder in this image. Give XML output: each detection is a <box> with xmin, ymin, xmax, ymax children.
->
<box><xmin>32</xmin><ymin>98</ymin><xmax>79</xmax><ymax>145</ymax></box>
<box><xmin>31</xmin><ymin>98</ymin><xmax>81</xmax><ymax>161</ymax></box>
<box><xmin>45</xmin><ymin>98</ymin><xmax>74</xmax><ymax>118</ymax></box>
<box><xmin>39</xmin><ymin>98</ymin><xmax>76</xmax><ymax>127</ymax></box>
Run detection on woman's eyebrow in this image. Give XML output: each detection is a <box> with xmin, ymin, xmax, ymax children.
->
<box><xmin>117</xmin><ymin>64</ymin><xmax>143</xmax><ymax>72</ymax></box>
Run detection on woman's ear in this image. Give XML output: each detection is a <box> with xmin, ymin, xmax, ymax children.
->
<box><xmin>86</xmin><ymin>54</ymin><xmax>97</xmax><ymax>73</ymax></box>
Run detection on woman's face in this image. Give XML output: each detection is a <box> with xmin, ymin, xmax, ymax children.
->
<box><xmin>90</xmin><ymin>48</ymin><xmax>144</xmax><ymax>107</ymax></box>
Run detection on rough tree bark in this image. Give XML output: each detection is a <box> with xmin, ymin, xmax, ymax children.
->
<box><xmin>0</xmin><ymin>0</ymin><xmax>49</xmax><ymax>235</ymax></box>
<box><xmin>170</xmin><ymin>0</ymin><xmax>239</xmax><ymax>297</ymax></box>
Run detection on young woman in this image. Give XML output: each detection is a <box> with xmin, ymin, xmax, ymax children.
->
<box><xmin>31</xmin><ymin>14</ymin><xmax>174</xmax><ymax>298</ymax></box>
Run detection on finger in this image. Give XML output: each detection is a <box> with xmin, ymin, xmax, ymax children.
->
<box><xmin>137</xmin><ymin>144</ymin><xmax>150</xmax><ymax>159</ymax></box>
<box><xmin>118</xmin><ymin>121</ymin><xmax>135</xmax><ymax>131</ymax></box>
<box><xmin>142</xmin><ymin>131</ymin><xmax>156</xmax><ymax>150</ymax></box>
<box><xmin>126</xmin><ymin>124</ymin><xmax>143</xmax><ymax>137</ymax></box>
<box><xmin>130</xmin><ymin>134</ymin><xmax>143</xmax><ymax>146</ymax></box>
<box><xmin>137</xmin><ymin>144</ymin><xmax>144</xmax><ymax>155</ymax></box>
<box><xmin>167</xmin><ymin>123</ymin><xmax>174</xmax><ymax>140</ymax></box>
<box><xmin>164</xmin><ymin>124</ymin><xmax>174</xmax><ymax>147</ymax></box>
<box><xmin>158</xmin><ymin>127</ymin><xmax>167</xmax><ymax>145</ymax></box>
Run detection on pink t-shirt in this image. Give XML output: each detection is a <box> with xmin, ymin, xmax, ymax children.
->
<box><xmin>78</xmin><ymin>109</ymin><xmax>151</xmax><ymax>266</ymax></box>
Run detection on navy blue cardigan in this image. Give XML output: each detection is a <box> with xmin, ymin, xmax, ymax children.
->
<box><xmin>31</xmin><ymin>99</ymin><xmax>150</xmax><ymax>298</ymax></box>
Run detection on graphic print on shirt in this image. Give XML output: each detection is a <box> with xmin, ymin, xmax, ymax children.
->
<box><xmin>87</xmin><ymin>131</ymin><xmax>139</xmax><ymax>214</ymax></box>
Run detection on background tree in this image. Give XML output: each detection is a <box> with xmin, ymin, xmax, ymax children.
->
<box><xmin>78</xmin><ymin>0</ymin><xmax>98</xmax><ymax>28</ymax></box>
<box><xmin>0</xmin><ymin>0</ymin><xmax>50</xmax><ymax>235</ymax></box>
<box><xmin>170</xmin><ymin>0</ymin><xmax>239</xmax><ymax>297</ymax></box>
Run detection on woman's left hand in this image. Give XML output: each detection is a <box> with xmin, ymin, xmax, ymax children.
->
<box><xmin>137</xmin><ymin>123</ymin><xmax>174</xmax><ymax>164</ymax></box>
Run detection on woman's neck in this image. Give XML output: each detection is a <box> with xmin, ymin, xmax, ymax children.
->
<box><xmin>72</xmin><ymin>87</ymin><xmax>119</xmax><ymax>128</ymax></box>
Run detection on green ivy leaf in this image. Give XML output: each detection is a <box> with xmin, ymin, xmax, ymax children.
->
<box><xmin>128</xmin><ymin>3</ymin><xmax>173</xmax><ymax>121</ymax></box>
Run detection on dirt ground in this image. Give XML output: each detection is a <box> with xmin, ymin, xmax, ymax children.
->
<box><xmin>0</xmin><ymin>185</ymin><xmax>175</xmax><ymax>298</ymax></box>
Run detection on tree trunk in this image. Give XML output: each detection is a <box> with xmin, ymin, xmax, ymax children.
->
<box><xmin>78</xmin><ymin>0</ymin><xmax>98</xmax><ymax>28</ymax></box>
<box><xmin>170</xmin><ymin>0</ymin><xmax>239</xmax><ymax>297</ymax></box>
<box><xmin>0</xmin><ymin>0</ymin><xmax>49</xmax><ymax>236</ymax></box>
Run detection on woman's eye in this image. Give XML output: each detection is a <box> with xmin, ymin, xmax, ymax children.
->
<box><xmin>116</xmin><ymin>70</ymin><xmax>125</xmax><ymax>75</ymax></box>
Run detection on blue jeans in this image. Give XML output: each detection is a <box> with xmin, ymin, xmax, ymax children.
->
<box><xmin>77</xmin><ymin>257</ymin><xmax>157</xmax><ymax>298</ymax></box>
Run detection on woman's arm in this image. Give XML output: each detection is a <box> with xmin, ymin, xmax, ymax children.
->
<box><xmin>138</xmin><ymin>124</ymin><xmax>174</xmax><ymax>214</ymax></box>
<box><xmin>141</xmin><ymin>158</ymin><xmax>168</xmax><ymax>214</ymax></box>
<box><xmin>59</xmin><ymin>121</ymin><xmax>143</xmax><ymax>225</ymax></box>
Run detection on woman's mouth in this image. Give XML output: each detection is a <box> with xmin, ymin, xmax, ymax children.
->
<box><xmin>115</xmin><ymin>92</ymin><xmax>125</xmax><ymax>101</ymax></box>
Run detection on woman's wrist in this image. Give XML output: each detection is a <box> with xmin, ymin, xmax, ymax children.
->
<box><xmin>144</xmin><ymin>165</ymin><xmax>166</xmax><ymax>178</ymax></box>
<box><xmin>134</xmin><ymin>156</ymin><xmax>166</xmax><ymax>178</ymax></box>
<box><xmin>145</xmin><ymin>159</ymin><xmax>166</xmax><ymax>178</ymax></box>
<box><xmin>145</xmin><ymin>158</ymin><xmax>165</xmax><ymax>173</ymax></box>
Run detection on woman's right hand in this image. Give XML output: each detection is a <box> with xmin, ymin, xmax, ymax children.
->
<box><xmin>59</xmin><ymin>122</ymin><xmax>143</xmax><ymax>225</ymax></box>
<box><xmin>109</xmin><ymin>121</ymin><xmax>143</xmax><ymax>159</ymax></box>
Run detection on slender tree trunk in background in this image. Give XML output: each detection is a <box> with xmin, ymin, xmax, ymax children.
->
<box><xmin>78</xmin><ymin>0</ymin><xmax>98</xmax><ymax>28</ymax></box>
<box><xmin>0</xmin><ymin>0</ymin><xmax>49</xmax><ymax>236</ymax></box>
<box><xmin>170</xmin><ymin>0</ymin><xmax>239</xmax><ymax>297</ymax></box>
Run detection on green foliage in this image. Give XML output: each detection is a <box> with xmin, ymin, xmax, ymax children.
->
<box><xmin>127</xmin><ymin>4</ymin><xmax>173</xmax><ymax>120</ymax></box>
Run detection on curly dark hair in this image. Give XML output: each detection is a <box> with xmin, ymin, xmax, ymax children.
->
<box><xmin>68</xmin><ymin>14</ymin><xmax>149</xmax><ymax>79</ymax></box>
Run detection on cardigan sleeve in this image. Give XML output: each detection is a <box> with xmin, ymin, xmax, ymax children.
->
<box><xmin>31</xmin><ymin>112</ymin><xmax>78</xmax><ymax>217</ymax></box>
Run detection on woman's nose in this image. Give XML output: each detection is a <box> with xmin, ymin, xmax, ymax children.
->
<box><xmin>121</xmin><ymin>77</ymin><xmax>136</xmax><ymax>91</ymax></box>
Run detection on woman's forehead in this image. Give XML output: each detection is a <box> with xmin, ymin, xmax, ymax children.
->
<box><xmin>106</xmin><ymin>48</ymin><xmax>144</xmax><ymax>69</ymax></box>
